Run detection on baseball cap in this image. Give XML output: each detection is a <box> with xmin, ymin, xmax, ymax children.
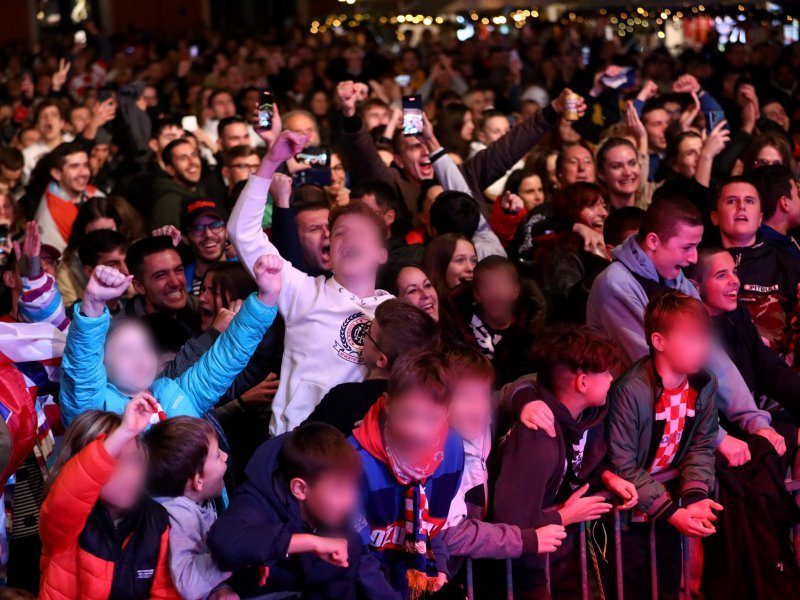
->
<box><xmin>179</xmin><ymin>197</ymin><xmax>228</xmax><ymax>233</ymax></box>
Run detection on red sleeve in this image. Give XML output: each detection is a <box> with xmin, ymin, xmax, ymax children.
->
<box><xmin>149</xmin><ymin>527</ymin><xmax>182</xmax><ymax>599</ymax></box>
<box><xmin>488</xmin><ymin>201</ymin><xmax>527</xmax><ymax>247</ymax></box>
<box><xmin>39</xmin><ymin>437</ymin><xmax>116</xmax><ymax>553</ymax></box>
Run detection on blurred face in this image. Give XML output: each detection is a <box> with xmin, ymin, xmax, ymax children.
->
<box><xmin>52</xmin><ymin>151</ymin><xmax>90</xmax><ymax>197</ymax></box>
<box><xmin>712</xmin><ymin>182</ymin><xmax>762</xmax><ymax>247</ymax></box>
<box><xmin>601</xmin><ymin>145</ymin><xmax>641</xmax><ymax>206</ymax></box>
<box><xmin>329</xmin><ymin>213</ymin><xmax>387</xmax><ymax>280</ymax></box>
<box><xmin>186</xmin><ymin>215</ymin><xmax>226</xmax><ymax>264</ymax></box>
<box><xmin>198</xmin><ymin>272</ymin><xmax>229</xmax><ymax>332</ymax></box>
<box><xmin>219</xmin><ymin>122</ymin><xmax>249</xmax><ymax>150</ymax></box>
<box><xmin>446</xmin><ymin>240</ymin><xmax>477</xmax><ymax>288</ymax></box>
<box><xmin>753</xmin><ymin>144</ymin><xmax>784</xmax><ymax>169</ymax></box>
<box><xmin>100</xmin><ymin>437</ymin><xmax>147</xmax><ymax>512</ymax></box>
<box><xmin>696</xmin><ymin>251</ymin><xmax>740</xmax><ymax>316</ymax></box>
<box><xmin>763</xmin><ymin>102</ymin><xmax>790</xmax><ymax>132</ymax></box>
<box><xmin>673</xmin><ymin>136</ymin><xmax>703</xmax><ymax>178</ymax></box>
<box><xmin>70</xmin><ymin>106</ymin><xmax>91</xmax><ymax>135</ymax></box>
<box><xmin>559</xmin><ymin>145</ymin><xmax>596</xmax><ymax>185</ymax></box>
<box><xmin>155</xmin><ymin>125</ymin><xmax>183</xmax><ymax>154</ymax></box>
<box><xmin>84</xmin><ymin>247</ymin><xmax>128</xmax><ymax>281</ymax></box>
<box><xmin>310</xmin><ymin>92</ymin><xmax>329</xmax><ymax>117</ymax></box>
<box><xmin>480</xmin><ymin>115</ymin><xmax>510</xmax><ymax>145</ymax></box>
<box><xmin>473</xmin><ymin>267</ymin><xmax>520</xmax><ymax>321</ymax></box>
<box><xmin>302</xmin><ymin>471</ymin><xmax>360</xmax><ymax>528</ymax></box>
<box><xmin>19</xmin><ymin>128</ymin><xmax>41</xmax><ymax>149</ymax></box>
<box><xmin>329</xmin><ymin>153</ymin><xmax>346</xmax><ymax>191</ymax></box>
<box><xmin>224</xmin><ymin>152</ymin><xmax>260</xmax><ymax>187</ymax></box>
<box><xmin>85</xmin><ymin>217</ymin><xmax>117</xmax><ymax>234</ymax></box>
<box><xmin>396</xmin><ymin>137</ymin><xmax>432</xmax><ymax>184</ymax></box>
<box><xmin>654</xmin><ymin>317</ymin><xmax>712</xmax><ymax>376</ymax></box>
<box><xmin>104</xmin><ymin>321</ymin><xmax>159</xmax><ymax>394</ymax></box>
<box><xmin>0</xmin><ymin>165</ymin><xmax>22</xmax><ymax>190</ymax></box>
<box><xmin>0</xmin><ymin>194</ymin><xmax>15</xmax><ymax>221</ymax></box>
<box><xmin>460</xmin><ymin>112</ymin><xmax>475</xmax><ymax>142</ymax></box>
<box><xmin>198</xmin><ymin>436</ymin><xmax>228</xmax><ymax>500</ymax></box>
<box><xmin>296</xmin><ymin>208</ymin><xmax>331</xmax><ymax>271</ymax></box>
<box><xmin>285</xmin><ymin>113</ymin><xmax>319</xmax><ymax>147</ymax></box>
<box><xmin>517</xmin><ymin>175</ymin><xmax>545</xmax><ymax>211</ymax></box>
<box><xmin>385</xmin><ymin>389</ymin><xmax>449</xmax><ymax>464</ymax></box>
<box><xmin>167</xmin><ymin>143</ymin><xmax>202</xmax><ymax>185</ymax></box>
<box><xmin>643</xmin><ymin>108</ymin><xmax>670</xmax><ymax>152</ymax></box>
<box><xmin>210</xmin><ymin>92</ymin><xmax>236</xmax><ymax>120</ymax></box>
<box><xmin>645</xmin><ymin>223</ymin><xmax>704</xmax><ymax>280</ymax></box>
<box><xmin>449</xmin><ymin>377</ymin><xmax>493</xmax><ymax>442</ymax></box>
<box><xmin>37</xmin><ymin>105</ymin><xmax>64</xmax><ymax>142</ymax></box>
<box><xmin>397</xmin><ymin>266</ymin><xmax>438</xmax><ymax>320</ymax></box>
<box><xmin>134</xmin><ymin>250</ymin><xmax>187</xmax><ymax>313</ymax></box>
<box><xmin>363</xmin><ymin>104</ymin><xmax>390</xmax><ymax>130</ymax></box>
<box><xmin>578</xmin><ymin>198</ymin><xmax>609</xmax><ymax>232</ymax></box>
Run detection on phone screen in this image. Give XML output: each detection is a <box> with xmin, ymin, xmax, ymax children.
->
<box><xmin>181</xmin><ymin>115</ymin><xmax>199</xmax><ymax>133</ymax></box>
<box><xmin>395</xmin><ymin>74</ymin><xmax>411</xmax><ymax>87</ymax></box>
<box><xmin>258</xmin><ymin>91</ymin><xmax>273</xmax><ymax>129</ymax></box>
<box><xmin>0</xmin><ymin>223</ymin><xmax>9</xmax><ymax>246</ymax></box>
<box><xmin>189</xmin><ymin>45</ymin><xmax>199</xmax><ymax>59</ymax></box>
<box><xmin>296</xmin><ymin>147</ymin><xmax>330</xmax><ymax>168</ymax></box>
<box><xmin>706</xmin><ymin>110</ymin><xmax>725</xmax><ymax>134</ymax></box>
<box><xmin>402</xmin><ymin>96</ymin><xmax>424</xmax><ymax>137</ymax></box>
<box><xmin>292</xmin><ymin>146</ymin><xmax>332</xmax><ymax>186</ymax></box>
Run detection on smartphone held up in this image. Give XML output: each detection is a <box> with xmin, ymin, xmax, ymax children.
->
<box><xmin>402</xmin><ymin>96</ymin><xmax>424</xmax><ymax>137</ymax></box>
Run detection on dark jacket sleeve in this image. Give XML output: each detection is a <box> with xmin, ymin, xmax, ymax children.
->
<box><xmin>340</xmin><ymin>115</ymin><xmax>403</xmax><ymax>189</ymax></box>
<box><xmin>270</xmin><ymin>206</ymin><xmax>307</xmax><ymax>271</ymax></box>
<box><xmin>207</xmin><ymin>481</ymin><xmax>295</xmax><ymax>569</ymax></box>
<box><xmin>159</xmin><ymin>329</ymin><xmax>219</xmax><ymax>379</ymax></box>
<box><xmin>677</xmin><ymin>380</ymin><xmax>720</xmax><ymax>505</ymax></box>
<box><xmin>356</xmin><ymin>550</ymin><xmax>402</xmax><ymax>600</ymax></box>
<box><xmin>713</xmin><ymin>129</ymin><xmax>753</xmax><ymax>180</ymax></box>
<box><xmin>753</xmin><ymin>322</ymin><xmax>800</xmax><ymax>421</ymax></box>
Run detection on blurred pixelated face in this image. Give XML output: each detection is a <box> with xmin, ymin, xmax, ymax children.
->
<box><xmin>653</xmin><ymin>316</ymin><xmax>712</xmax><ymax>376</ymax></box>
<box><xmin>385</xmin><ymin>388</ymin><xmax>449</xmax><ymax>464</ymax></box>
<box><xmin>673</xmin><ymin>136</ymin><xmax>703</xmax><ymax>179</ymax></box>
<box><xmin>445</xmin><ymin>240</ymin><xmax>477</xmax><ymax>289</ymax></box>
<box><xmin>329</xmin><ymin>213</ymin><xmax>387</xmax><ymax>280</ymax></box>
<box><xmin>167</xmin><ymin>143</ymin><xmax>202</xmax><ymax>185</ymax></box>
<box><xmin>479</xmin><ymin>115</ymin><xmax>510</xmax><ymax>145</ymax></box>
<box><xmin>51</xmin><ymin>151</ymin><xmax>90</xmax><ymax>196</ymax></box>
<box><xmin>285</xmin><ymin>113</ymin><xmax>319</xmax><ymax>147</ymax></box>
<box><xmin>397</xmin><ymin>266</ymin><xmax>438</xmax><ymax>321</ymax></box>
<box><xmin>559</xmin><ymin>145</ymin><xmax>595</xmax><ymax>186</ymax></box>
<box><xmin>643</xmin><ymin>108</ymin><xmax>670</xmax><ymax>152</ymax></box>
<box><xmin>578</xmin><ymin>199</ymin><xmax>609</xmax><ymax>232</ymax></box>
<box><xmin>37</xmin><ymin>105</ymin><xmax>64</xmax><ymax>142</ymax></box>
<box><xmin>517</xmin><ymin>175</ymin><xmax>545</xmax><ymax>211</ymax></box>
<box><xmin>186</xmin><ymin>215</ymin><xmax>226</xmax><ymax>264</ymax></box>
<box><xmin>473</xmin><ymin>266</ymin><xmax>520</xmax><ymax>322</ymax></box>
<box><xmin>601</xmin><ymin>145</ymin><xmax>641</xmax><ymax>206</ymax></box>
<box><xmin>100</xmin><ymin>437</ymin><xmax>147</xmax><ymax>511</ymax></box>
<box><xmin>104</xmin><ymin>321</ymin><xmax>159</xmax><ymax>395</ymax></box>
<box><xmin>449</xmin><ymin>377</ymin><xmax>493</xmax><ymax>442</ymax></box>
<box><xmin>303</xmin><ymin>471</ymin><xmax>361</xmax><ymax>528</ymax></box>
<box><xmin>199</xmin><ymin>435</ymin><xmax>228</xmax><ymax>500</ymax></box>
<box><xmin>134</xmin><ymin>250</ymin><xmax>187</xmax><ymax>313</ymax></box>
<box><xmin>763</xmin><ymin>102</ymin><xmax>790</xmax><ymax>132</ymax></box>
<box><xmin>219</xmin><ymin>122</ymin><xmax>249</xmax><ymax>150</ymax></box>
<box><xmin>296</xmin><ymin>208</ymin><xmax>331</xmax><ymax>272</ymax></box>
<box><xmin>70</xmin><ymin>106</ymin><xmax>91</xmax><ymax>135</ymax></box>
<box><xmin>648</xmin><ymin>223</ymin><xmax>704</xmax><ymax>281</ymax></box>
<box><xmin>696</xmin><ymin>251</ymin><xmax>739</xmax><ymax>316</ymax></box>
<box><xmin>712</xmin><ymin>182</ymin><xmax>762</xmax><ymax>246</ymax></box>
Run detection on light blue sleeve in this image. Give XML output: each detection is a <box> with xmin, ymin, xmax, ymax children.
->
<box><xmin>59</xmin><ymin>302</ymin><xmax>117</xmax><ymax>426</ymax></box>
<box><xmin>174</xmin><ymin>293</ymin><xmax>277</xmax><ymax>415</ymax></box>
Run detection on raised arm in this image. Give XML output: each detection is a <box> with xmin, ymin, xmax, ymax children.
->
<box><xmin>16</xmin><ymin>222</ymin><xmax>69</xmax><ymax>331</ymax></box>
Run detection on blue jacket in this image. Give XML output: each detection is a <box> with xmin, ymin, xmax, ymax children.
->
<box><xmin>350</xmin><ymin>429</ymin><xmax>464</xmax><ymax>592</ymax></box>
<box><xmin>207</xmin><ymin>434</ymin><xmax>400</xmax><ymax>600</ymax></box>
<box><xmin>59</xmin><ymin>293</ymin><xmax>277</xmax><ymax>426</ymax></box>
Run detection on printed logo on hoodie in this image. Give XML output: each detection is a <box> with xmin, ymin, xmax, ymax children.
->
<box><xmin>334</xmin><ymin>312</ymin><xmax>370</xmax><ymax>364</ymax></box>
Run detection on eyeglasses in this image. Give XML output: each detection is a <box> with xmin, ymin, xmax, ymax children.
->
<box><xmin>364</xmin><ymin>323</ymin><xmax>384</xmax><ymax>354</ymax></box>
<box><xmin>187</xmin><ymin>220</ymin><xmax>225</xmax><ymax>235</ymax></box>
<box><xmin>331</xmin><ymin>164</ymin><xmax>345</xmax><ymax>173</ymax></box>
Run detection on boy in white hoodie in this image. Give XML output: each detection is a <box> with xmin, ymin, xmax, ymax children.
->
<box><xmin>228</xmin><ymin>119</ymin><xmax>392</xmax><ymax>435</ymax></box>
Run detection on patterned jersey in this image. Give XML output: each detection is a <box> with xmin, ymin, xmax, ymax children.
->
<box><xmin>649</xmin><ymin>380</ymin><xmax>697</xmax><ymax>474</ymax></box>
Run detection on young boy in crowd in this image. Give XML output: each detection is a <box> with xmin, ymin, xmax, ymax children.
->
<box><xmin>208</xmin><ymin>422</ymin><xmax>398</xmax><ymax>599</ymax></box>
<box><xmin>492</xmin><ymin>326</ymin><xmax>632</xmax><ymax>599</ymax></box>
<box><xmin>606</xmin><ymin>292</ymin><xmax>722</xmax><ymax>600</ymax></box>
<box><xmin>351</xmin><ymin>349</ymin><xmax>464</xmax><ymax>597</ymax></box>
<box><xmin>228</xmin><ymin>125</ymin><xmax>393</xmax><ymax>435</ymax></box>
<box><xmin>305</xmin><ymin>299</ymin><xmax>440</xmax><ymax>435</ymax></box>
<box><xmin>146</xmin><ymin>416</ymin><xmax>236</xmax><ymax>600</ymax></box>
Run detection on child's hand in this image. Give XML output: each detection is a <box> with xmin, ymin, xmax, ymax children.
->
<box><xmin>535</xmin><ymin>524</ymin><xmax>567</xmax><ymax>553</ymax></box>
<box><xmin>667</xmin><ymin>507</ymin><xmax>717</xmax><ymax>538</ymax></box>
<box><xmin>557</xmin><ymin>483</ymin><xmax>613</xmax><ymax>526</ymax></box>
<box><xmin>432</xmin><ymin>572</ymin><xmax>448</xmax><ymax>592</ymax></box>
<box><xmin>254</xmin><ymin>254</ymin><xmax>283</xmax><ymax>306</ymax></box>
<box><xmin>122</xmin><ymin>392</ymin><xmax>159</xmax><ymax>435</ymax></box>
<box><xmin>83</xmin><ymin>266</ymin><xmax>134</xmax><ymax>317</ymax></box>
<box><xmin>312</xmin><ymin>536</ymin><xmax>349</xmax><ymax>568</ymax></box>
<box><xmin>601</xmin><ymin>471</ymin><xmax>638</xmax><ymax>510</ymax></box>
<box><xmin>520</xmin><ymin>400</ymin><xmax>556</xmax><ymax>437</ymax></box>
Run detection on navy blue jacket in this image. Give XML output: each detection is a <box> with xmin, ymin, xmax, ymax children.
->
<box><xmin>208</xmin><ymin>434</ymin><xmax>399</xmax><ymax>600</ymax></box>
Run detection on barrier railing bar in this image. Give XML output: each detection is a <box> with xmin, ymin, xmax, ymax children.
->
<box><xmin>505</xmin><ymin>556</ymin><xmax>514</xmax><ymax>600</ymax></box>
<box><xmin>649</xmin><ymin>519</ymin><xmax>658</xmax><ymax>600</ymax></box>
<box><xmin>615</xmin><ymin>508</ymin><xmax>624</xmax><ymax>600</ymax></box>
<box><xmin>681</xmin><ymin>535</ymin><xmax>691</xmax><ymax>600</ymax></box>
<box><xmin>579</xmin><ymin>520</ymin><xmax>589</xmax><ymax>600</ymax></box>
<box><xmin>466</xmin><ymin>555</ymin><xmax>474</xmax><ymax>600</ymax></box>
<box><xmin>544</xmin><ymin>554</ymin><xmax>551</xmax><ymax>595</ymax></box>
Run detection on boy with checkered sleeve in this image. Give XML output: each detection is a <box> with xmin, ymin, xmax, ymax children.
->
<box><xmin>606</xmin><ymin>291</ymin><xmax>723</xmax><ymax>600</ymax></box>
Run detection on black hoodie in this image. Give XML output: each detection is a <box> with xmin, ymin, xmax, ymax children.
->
<box><xmin>207</xmin><ymin>433</ymin><xmax>399</xmax><ymax>600</ymax></box>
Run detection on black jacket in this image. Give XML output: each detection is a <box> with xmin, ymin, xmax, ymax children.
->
<box><xmin>304</xmin><ymin>379</ymin><xmax>388</xmax><ymax>436</ymax></box>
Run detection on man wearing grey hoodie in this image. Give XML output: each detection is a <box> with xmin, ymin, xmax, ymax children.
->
<box><xmin>587</xmin><ymin>194</ymin><xmax>786</xmax><ymax>466</ymax></box>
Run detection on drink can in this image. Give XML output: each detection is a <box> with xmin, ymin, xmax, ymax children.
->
<box><xmin>564</xmin><ymin>93</ymin><xmax>581</xmax><ymax>121</ymax></box>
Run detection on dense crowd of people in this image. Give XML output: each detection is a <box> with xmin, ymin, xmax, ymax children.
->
<box><xmin>3</xmin><ymin>14</ymin><xmax>800</xmax><ymax>600</ymax></box>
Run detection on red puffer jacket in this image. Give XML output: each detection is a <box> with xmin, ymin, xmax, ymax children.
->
<box><xmin>39</xmin><ymin>436</ymin><xmax>180</xmax><ymax>600</ymax></box>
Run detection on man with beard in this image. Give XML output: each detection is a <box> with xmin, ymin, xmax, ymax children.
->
<box><xmin>34</xmin><ymin>141</ymin><xmax>103</xmax><ymax>252</ymax></box>
<box><xmin>178</xmin><ymin>197</ymin><xmax>230</xmax><ymax>295</ymax></box>
<box><xmin>150</xmin><ymin>138</ymin><xmax>206</xmax><ymax>229</ymax></box>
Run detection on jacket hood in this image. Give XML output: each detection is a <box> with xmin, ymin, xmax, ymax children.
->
<box><xmin>535</xmin><ymin>382</ymin><xmax>607</xmax><ymax>444</ymax></box>
<box><xmin>611</xmin><ymin>235</ymin><xmax>661</xmax><ymax>281</ymax></box>
<box><xmin>244</xmin><ymin>434</ymin><xmax>298</xmax><ymax>524</ymax></box>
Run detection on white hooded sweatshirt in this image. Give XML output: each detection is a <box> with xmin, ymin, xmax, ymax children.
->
<box><xmin>229</xmin><ymin>174</ymin><xmax>392</xmax><ymax>435</ymax></box>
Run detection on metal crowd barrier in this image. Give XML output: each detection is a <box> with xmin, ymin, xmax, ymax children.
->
<box><xmin>463</xmin><ymin>470</ymin><xmax>800</xmax><ymax>600</ymax></box>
